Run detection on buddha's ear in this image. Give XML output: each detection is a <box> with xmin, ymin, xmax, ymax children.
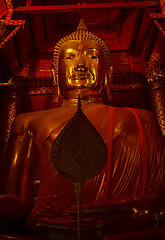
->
<box><xmin>104</xmin><ymin>66</ymin><xmax>113</xmax><ymax>102</ymax></box>
<box><xmin>51</xmin><ymin>63</ymin><xmax>60</xmax><ymax>103</ymax></box>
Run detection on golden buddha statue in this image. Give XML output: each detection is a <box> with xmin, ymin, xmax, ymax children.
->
<box><xmin>1</xmin><ymin>19</ymin><xmax>165</xmax><ymax>236</ymax></box>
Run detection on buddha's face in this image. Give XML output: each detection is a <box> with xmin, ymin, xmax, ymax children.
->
<box><xmin>58</xmin><ymin>40</ymin><xmax>106</xmax><ymax>99</ymax></box>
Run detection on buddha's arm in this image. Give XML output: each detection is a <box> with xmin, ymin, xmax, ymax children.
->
<box><xmin>0</xmin><ymin>128</ymin><xmax>38</xmax><ymax>218</ymax></box>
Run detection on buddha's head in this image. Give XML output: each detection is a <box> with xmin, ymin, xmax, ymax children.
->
<box><xmin>52</xmin><ymin>19</ymin><xmax>112</xmax><ymax>101</ymax></box>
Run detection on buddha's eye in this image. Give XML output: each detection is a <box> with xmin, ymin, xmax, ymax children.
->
<box><xmin>85</xmin><ymin>48</ymin><xmax>98</xmax><ymax>60</ymax></box>
<box><xmin>90</xmin><ymin>56</ymin><xmax>98</xmax><ymax>59</ymax></box>
<box><xmin>65</xmin><ymin>55</ymin><xmax>75</xmax><ymax>60</ymax></box>
<box><xmin>64</xmin><ymin>49</ymin><xmax>77</xmax><ymax>60</ymax></box>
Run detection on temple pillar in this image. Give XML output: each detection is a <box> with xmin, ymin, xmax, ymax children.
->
<box><xmin>147</xmin><ymin>67</ymin><xmax>165</xmax><ymax>137</ymax></box>
<box><xmin>0</xmin><ymin>79</ymin><xmax>24</xmax><ymax>191</ymax></box>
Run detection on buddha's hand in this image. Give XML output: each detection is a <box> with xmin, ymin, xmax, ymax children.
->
<box><xmin>69</xmin><ymin>198</ymin><xmax>157</xmax><ymax>227</ymax></box>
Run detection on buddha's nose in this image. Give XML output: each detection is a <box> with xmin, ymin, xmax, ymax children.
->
<box><xmin>74</xmin><ymin>64</ymin><xmax>88</xmax><ymax>71</ymax></box>
<box><xmin>74</xmin><ymin>54</ymin><xmax>88</xmax><ymax>71</ymax></box>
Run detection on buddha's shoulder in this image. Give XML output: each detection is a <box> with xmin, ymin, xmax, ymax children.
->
<box><xmin>109</xmin><ymin>107</ymin><xmax>156</xmax><ymax>143</ymax></box>
<box><xmin>15</xmin><ymin>105</ymin><xmax>76</xmax><ymax>121</ymax></box>
<box><xmin>113</xmin><ymin>106</ymin><xmax>154</xmax><ymax>120</ymax></box>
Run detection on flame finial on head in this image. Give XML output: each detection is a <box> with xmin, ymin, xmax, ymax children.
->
<box><xmin>76</xmin><ymin>18</ymin><xmax>88</xmax><ymax>31</ymax></box>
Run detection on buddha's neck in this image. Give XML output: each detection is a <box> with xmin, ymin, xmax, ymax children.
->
<box><xmin>62</xmin><ymin>96</ymin><xmax>103</xmax><ymax>107</ymax></box>
<box><xmin>61</xmin><ymin>88</ymin><xmax>102</xmax><ymax>101</ymax></box>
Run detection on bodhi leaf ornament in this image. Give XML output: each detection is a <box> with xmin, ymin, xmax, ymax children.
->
<box><xmin>51</xmin><ymin>97</ymin><xmax>107</xmax><ymax>183</ymax></box>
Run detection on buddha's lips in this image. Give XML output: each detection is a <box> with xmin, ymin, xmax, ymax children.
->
<box><xmin>70</xmin><ymin>73</ymin><xmax>93</xmax><ymax>81</ymax></box>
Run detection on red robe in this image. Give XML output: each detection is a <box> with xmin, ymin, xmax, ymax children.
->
<box><xmin>4</xmin><ymin>100</ymin><xmax>165</xmax><ymax>226</ymax></box>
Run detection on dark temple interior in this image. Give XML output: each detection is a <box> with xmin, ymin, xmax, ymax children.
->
<box><xmin>0</xmin><ymin>1</ymin><xmax>165</xmax><ymax>239</ymax></box>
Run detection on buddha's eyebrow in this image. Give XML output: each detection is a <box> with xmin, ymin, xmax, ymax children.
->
<box><xmin>65</xmin><ymin>48</ymin><xmax>78</xmax><ymax>54</ymax></box>
<box><xmin>85</xmin><ymin>48</ymin><xmax>98</xmax><ymax>54</ymax></box>
<box><xmin>86</xmin><ymin>48</ymin><xmax>98</xmax><ymax>52</ymax></box>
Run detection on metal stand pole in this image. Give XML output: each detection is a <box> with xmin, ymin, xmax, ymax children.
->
<box><xmin>74</xmin><ymin>182</ymin><xmax>83</xmax><ymax>240</ymax></box>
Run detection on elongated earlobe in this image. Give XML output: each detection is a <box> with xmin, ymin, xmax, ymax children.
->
<box><xmin>104</xmin><ymin>66</ymin><xmax>113</xmax><ymax>102</ymax></box>
<box><xmin>51</xmin><ymin>63</ymin><xmax>60</xmax><ymax>103</ymax></box>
